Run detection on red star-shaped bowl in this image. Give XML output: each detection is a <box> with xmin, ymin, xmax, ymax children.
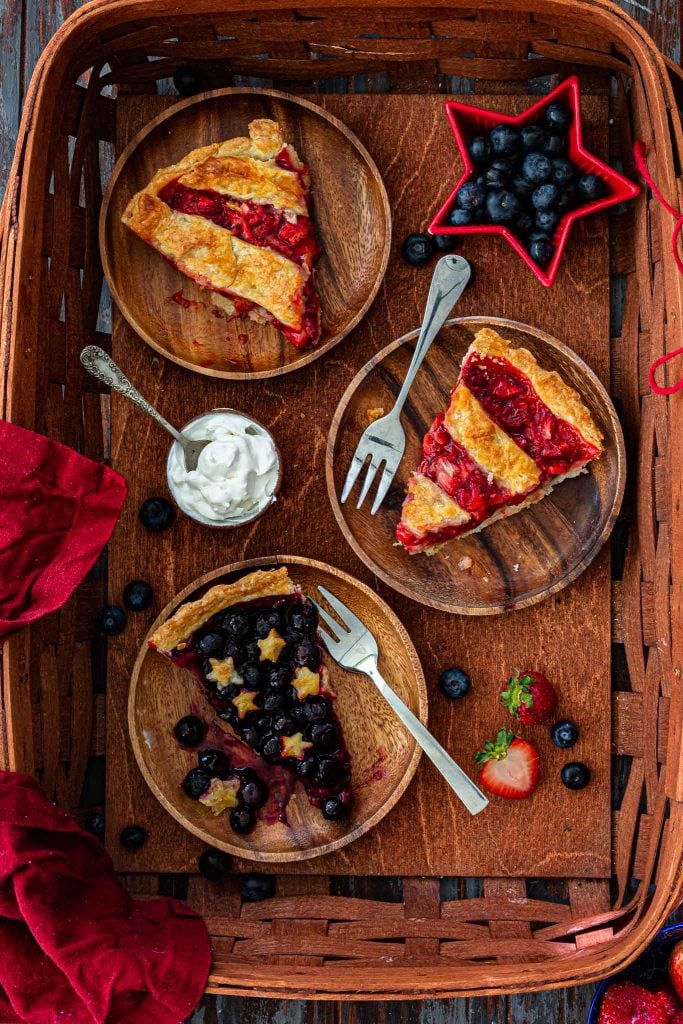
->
<box><xmin>429</xmin><ymin>76</ymin><xmax>639</xmax><ymax>287</ymax></box>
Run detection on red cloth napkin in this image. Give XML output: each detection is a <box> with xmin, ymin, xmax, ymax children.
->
<box><xmin>0</xmin><ymin>771</ymin><xmax>211</xmax><ymax>1023</ymax></box>
<box><xmin>0</xmin><ymin>421</ymin><xmax>128</xmax><ymax>639</ymax></box>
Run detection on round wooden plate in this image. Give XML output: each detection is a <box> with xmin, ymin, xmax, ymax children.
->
<box><xmin>327</xmin><ymin>317</ymin><xmax>626</xmax><ymax>615</ymax></box>
<box><xmin>100</xmin><ymin>88</ymin><xmax>391</xmax><ymax>380</ymax></box>
<box><xmin>128</xmin><ymin>556</ymin><xmax>427</xmax><ymax>862</ymax></box>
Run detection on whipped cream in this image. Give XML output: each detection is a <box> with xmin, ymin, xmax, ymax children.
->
<box><xmin>167</xmin><ymin>411</ymin><xmax>279</xmax><ymax>525</ymax></box>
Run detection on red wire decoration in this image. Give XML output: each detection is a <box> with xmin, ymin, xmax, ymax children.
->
<box><xmin>633</xmin><ymin>140</ymin><xmax>683</xmax><ymax>395</ymax></box>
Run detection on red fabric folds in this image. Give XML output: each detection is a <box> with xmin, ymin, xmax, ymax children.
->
<box><xmin>0</xmin><ymin>771</ymin><xmax>211</xmax><ymax>1023</ymax></box>
<box><xmin>0</xmin><ymin>421</ymin><xmax>128</xmax><ymax>639</ymax></box>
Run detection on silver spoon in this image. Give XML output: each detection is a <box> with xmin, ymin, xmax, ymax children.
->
<box><xmin>80</xmin><ymin>346</ymin><xmax>210</xmax><ymax>472</ymax></box>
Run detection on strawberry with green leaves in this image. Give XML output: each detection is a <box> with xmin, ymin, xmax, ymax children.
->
<box><xmin>500</xmin><ymin>669</ymin><xmax>558</xmax><ymax>725</ymax></box>
<box><xmin>474</xmin><ymin>729</ymin><xmax>539</xmax><ymax>799</ymax></box>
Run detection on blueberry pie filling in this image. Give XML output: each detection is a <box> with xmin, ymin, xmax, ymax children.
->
<box><xmin>150</xmin><ymin>568</ymin><xmax>352</xmax><ymax>832</ymax></box>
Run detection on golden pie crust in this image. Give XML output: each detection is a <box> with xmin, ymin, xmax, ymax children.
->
<box><xmin>150</xmin><ymin>567</ymin><xmax>296</xmax><ymax>653</ymax></box>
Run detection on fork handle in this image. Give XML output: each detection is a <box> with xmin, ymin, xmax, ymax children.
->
<box><xmin>361</xmin><ymin>658</ymin><xmax>489</xmax><ymax>815</ymax></box>
<box><xmin>393</xmin><ymin>254</ymin><xmax>471</xmax><ymax>416</ymax></box>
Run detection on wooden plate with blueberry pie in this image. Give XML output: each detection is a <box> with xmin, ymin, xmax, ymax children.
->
<box><xmin>100</xmin><ymin>88</ymin><xmax>390</xmax><ymax>379</ymax></box>
<box><xmin>128</xmin><ymin>557</ymin><xmax>427</xmax><ymax>862</ymax></box>
<box><xmin>327</xmin><ymin>317</ymin><xmax>625</xmax><ymax>614</ymax></box>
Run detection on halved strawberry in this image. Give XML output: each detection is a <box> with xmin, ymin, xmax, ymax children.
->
<box><xmin>474</xmin><ymin>729</ymin><xmax>539</xmax><ymax>799</ymax></box>
<box><xmin>598</xmin><ymin>982</ymin><xmax>671</xmax><ymax>1024</ymax></box>
<box><xmin>500</xmin><ymin>669</ymin><xmax>558</xmax><ymax>725</ymax></box>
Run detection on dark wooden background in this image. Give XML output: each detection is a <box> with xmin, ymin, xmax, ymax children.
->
<box><xmin>0</xmin><ymin>1</ymin><xmax>679</xmax><ymax>1022</ymax></box>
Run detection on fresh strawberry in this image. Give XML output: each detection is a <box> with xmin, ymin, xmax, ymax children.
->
<box><xmin>670</xmin><ymin>1012</ymin><xmax>683</xmax><ymax>1023</ymax></box>
<box><xmin>474</xmin><ymin>729</ymin><xmax>539</xmax><ymax>799</ymax></box>
<box><xmin>652</xmin><ymin>984</ymin><xmax>680</xmax><ymax>1017</ymax></box>
<box><xmin>500</xmin><ymin>669</ymin><xmax>558</xmax><ymax>725</ymax></box>
<box><xmin>669</xmin><ymin>940</ymin><xmax>683</xmax><ymax>1002</ymax></box>
<box><xmin>598</xmin><ymin>982</ymin><xmax>670</xmax><ymax>1024</ymax></box>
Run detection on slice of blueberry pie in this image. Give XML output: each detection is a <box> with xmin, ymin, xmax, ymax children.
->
<box><xmin>150</xmin><ymin>568</ymin><xmax>351</xmax><ymax>827</ymax></box>
<box><xmin>396</xmin><ymin>327</ymin><xmax>603</xmax><ymax>554</ymax></box>
<box><xmin>122</xmin><ymin>119</ymin><xmax>321</xmax><ymax>349</ymax></box>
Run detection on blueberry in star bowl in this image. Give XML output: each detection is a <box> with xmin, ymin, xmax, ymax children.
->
<box><xmin>484</xmin><ymin>158</ymin><xmax>513</xmax><ymax>189</ymax></box>
<box><xmin>531</xmin><ymin>183</ymin><xmax>560</xmax><ymax>211</ymax></box>
<box><xmin>545</xmin><ymin>101</ymin><xmax>571</xmax><ymax>129</ymax></box>
<box><xmin>535</xmin><ymin>209</ymin><xmax>560</xmax><ymax>234</ymax></box>
<box><xmin>401</xmin><ymin>233</ymin><xmax>434</xmax><ymax>267</ymax></box>
<box><xmin>230</xmin><ymin>805</ymin><xmax>256</xmax><ymax>835</ymax></box>
<box><xmin>551</xmin><ymin>719</ymin><xmax>579</xmax><ymax>749</ymax></box>
<box><xmin>485</xmin><ymin>189</ymin><xmax>520</xmax><ymax>226</ymax></box>
<box><xmin>468</xmin><ymin>135</ymin><xmax>492</xmax><ymax>165</ymax></box>
<box><xmin>447</xmin><ymin>207</ymin><xmax>472</xmax><ymax>227</ymax></box>
<box><xmin>139</xmin><ymin>497</ymin><xmax>176</xmax><ymax>532</ymax></box>
<box><xmin>561</xmin><ymin>761</ymin><xmax>591</xmax><ymax>790</ymax></box>
<box><xmin>456</xmin><ymin>181</ymin><xmax>486</xmax><ymax>212</ymax></box>
<box><xmin>529</xmin><ymin>238</ymin><xmax>554</xmax><ymax>267</ymax></box>
<box><xmin>119</xmin><ymin>824</ymin><xmax>148</xmax><ymax>849</ymax></box>
<box><xmin>198</xmin><ymin>747</ymin><xmax>231</xmax><ymax>778</ymax></box>
<box><xmin>577</xmin><ymin>173</ymin><xmax>606</xmax><ymax>203</ymax></box>
<box><xmin>520</xmin><ymin>124</ymin><xmax>546</xmax><ymax>151</ymax></box>
<box><xmin>173</xmin><ymin>714</ymin><xmax>205</xmax><ymax>748</ymax></box>
<box><xmin>438</xmin><ymin>667</ymin><xmax>470</xmax><ymax>700</ymax></box>
<box><xmin>542</xmin><ymin>131</ymin><xmax>566</xmax><ymax>157</ymax></box>
<box><xmin>515</xmin><ymin>211</ymin><xmax>534</xmax><ymax>236</ymax></box>
<box><xmin>100</xmin><ymin>605</ymin><xmax>126</xmax><ymax>636</ymax></box>
<box><xmin>182</xmin><ymin>767</ymin><xmax>212</xmax><ymax>799</ymax></box>
<box><xmin>551</xmin><ymin>157</ymin><xmax>574</xmax><ymax>188</ymax></box>
<box><xmin>122</xmin><ymin>579</ymin><xmax>153</xmax><ymax>612</ymax></box>
<box><xmin>521</xmin><ymin>152</ymin><xmax>551</xmax><ymax>185</ymax></box>
<box><xmin>510</xmin><ymin>175</ymin><xmax>535</xmax><ymax>200</ymax></box>
<box><xmin>241</xmin><ymin>873</ymin><xmax>276</xmax><ymax>902</ymax></box>
<box><xmin>198</xmin><ymin>847</ymin><xmax>230</xmax><ymax>881</ymax></box>
<box><xmin>322</xmin><ymin>795</ymin><xmax>348</xmax><ymax>821</ymax></box>
<box><xmin>490</xmin><ymin>124</ymin><xmax>520</xmax><ymax>157</ymax></box>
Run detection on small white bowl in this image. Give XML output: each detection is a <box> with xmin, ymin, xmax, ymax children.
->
<box><xmin>166</xmin><ymin>408</ymin><xmax>282</xmax><ymax>528</ymax></box>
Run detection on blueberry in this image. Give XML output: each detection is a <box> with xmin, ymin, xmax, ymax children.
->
<box><xmin>321</xmin><ymin>796</ymin><xmax>348</xmax><ymax>821</ymax></box>
<box><xmin>529</xmin><ymin>238</ymin><xmax>554</xmax><ymax>267</ymax></box>
<box><xmin>196</xmin><ymin>631</ymin><xmax>225</xmax><ymax>657</ymax></box>
<box><xmin>545</xmin><ymin>101</ymin><xmax>571</xmax><ymax>130</ymax></box>
<box><xmin>173</xmin><ymin>66</ymin><xmax>206</xmax><ymax>97</ymax></box>
<box><xmin>447</xmin><ymin>207</ymin><xmax>472</xmax><ymax>227</ymax></box>
<box><xmin>251</xmin><ymin>713</ymin><xmax>273</xmax><ymax>736</ymax></box>
<box><xmin>198</xmin><ymin>848</ymin><xmax>230</xmax><ymax>881</ymax></box>
<box><xmin>263</xmin><ymin>692</ymin><xmax>286</xmax><ymax>714</ymax></box>
<box><xmin>515</xmin><ymin>211</ymin><xmax>534</xmax><ymax>236</ymax></box>
<box><xmin>468</xmin><ymin>135</ymin><xmax>492</xmax><ymax>165</ymax></box>
<box><xmin>577</xmin><ymin>173</ymin><xmax>606</xmax><ymax>202</ymax></box>
<box><xmin>230</xmin><ymin>805</ymin><xmax>256</xmax><ymax>834</ymax></box>
<box><xmin>556</xmin><ymin>189</ymin><xmax>575</xmax><ymax>215</ymax></box>
<box><xmin>174</xmin><ymin>715</ymin><xmax>205</xmax><ymax>747</ymax></box>
<box><xmin>535</xmin><ymin>210</ymin><xmax>560</xmax><ymax>234</ymax></box>
<box><xmin>100</xmin><ymin>605</ymin><xmax>126</xmax><ymax>636</ymax></box>
<box><xmin>260</xmin><ymin>735</ymin><xmax>282</xmax><ymax>763</ymax></box>
<box><xmin>267</xmin><ymin>664</ymin><xmax>293</xmax><ymax>690</ymax></box>
<box><xmin>223</xmin><ymin>640</ymin><xmax>243</xmax><ymax>664</ymax></box>
<box><xmin>521</xmin><ymin>124</ymin><xmax>546</xmax><ymax>151</ymax></box>
<box><xmin>310</xmin><ymin>722</ymin><xmax>339</xmax><ymax>751</ymax></box>
<box><xmin>139</xmin><ymin>497</ymin><xmax>176</xmax><ymax>532</ymax></box>
<box><xmin>521</xmin><ymin>152</ymin><xmax>551</xmax><ymax>185</ymax></box>
<box><xmin>296</xmin><ymin>755</ymin><xmax>318</xmax><ymax>779</ymax></box>
<box><xmin>433</xmin><ymin>233</ymin><xmax>457</xmax><ymax>252</ymax></box>
<box><xmin>239</xmin><ymin>773</ymin><xmax>268</xmax><ymax>808</ymax></box>
<box><xmin>198</xmin><ymin>748</ymin><xmax>231</xmax><ymax>779</ymax></box>
<box><xmin>551</xmin><ymin>158</ymin><xmax>574</xmax><ymax>188</ymax></box>
<box><xmin>240</xmin><ymin>726</ymin><xmax>259</xmax><ymax>748</ymax></box>
<box><xmin>224</xmin><ymin>610</ymin><xmax>250</xmax><ymax>637</ymax></box>
<box><xmin>456</xmin><ymin>181</ymin><xmax>486</xmax><ymax>211</ymax></box>
<box><xmin>301</xmin><ymin>697</ymin><xmax>329</xmax><ymax>723</ymax></box>
<box><xmin>561</xmin><ymin>762</ymin><xmax>591</xmax><ymax>790</ymax></box>
<box><xmin>243</xmin><ymin>638</ymin><xmax>261</xmax><ymax>662</ymax></box>
<box><xmin>272</xmin><ymin>713</ymin><xmax>296</xmax><ymax>736</ymax></box>
<box><xmin>490</xmin><ymin>124</ymin><xmax>520</xmax><ymax>157</ymax></box>
<box><xmin>551</xmin><ymin>720</ymin><xmax>579</xmax><ymax>749</ymax></box>
<box><xmin>288</xmin><ymin>601</ymin><xmax>318</xmax><ymax>635</ymax></box>
<box><xmin>401</xmin><ymin>233</ymin><xmax>434</xmax><ymax>267</ymax></box>
<box><xmin>84</xmin><ymin>812</ymin><xmax>105</xmax><ymax>841</ymax></box>
<box><xmin>123</xmin><ymin>579</ymin><xmax>153</xmax><ymax>612</ymax></box>
<box><xmin>119</xmin><ymin>824</ymin><xmax>148</xmax><ymax>850</ymax></box>
<box><xmin>241</xmin><ymin>663</ymin><xmax>263</xmax><ymax>690</ymax></box>
<box><xmin>216</xmin><ymin>683</ymin><xmax>241</xmax><ymax>702</ymax></box>
<box><xmin>182</xmin><ymin>768</ymin><xmax>212</xmax><ymax>799</ymax></box>
<box><xmin>511</xmin><ymin>175</ymin><xmax>535</xmax><ymax>200</ymax></box>
<box><xmin>485</xmin><ymin>189</ymin><xmax>520</xmax><ymax>226</ymax></box>
<box><xmin>528</xmin><ymin>230</ymin><xmax>550</xmax><ymax>243</ymax></box>
<box><xmin>255</xmin><ymin>611</ymin><xmax>281</xmax><ymax>638</ymax></box>
<box><xmin>241</xmin><ymin>873</ymin><xmax>275</xmax><ymax>902</ymax></box>
<box><xmin>294</xmin><ymin>640</ymin><xmax>319</xmax><ymax>669</ymax></box>
<box><xmin>438</xmin><ymin>667</ymin><xmax>470</xmax><ymax>699</ymax></box>
<box><xmin>532</xmin><ymin>183</ymin><xmax>560</xmax><ymax>211</ymax></box>
<box><xmin>484</xmin><ymin>158</ymin><xmax>513</xmax><ymax>189</ymax></box>
<box><xmin>542</xmin><ymin>132</ymin><xmax>566</xmax><ymax>157</ymax></box>
<box><xmin>315</xmin><ymin>756</ymin><xmax>345</xmax><ymax>787</ymax></box>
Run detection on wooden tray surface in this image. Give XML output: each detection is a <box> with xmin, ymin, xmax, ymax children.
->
<box><xmin>108</xmin><ymin>92</ymin><xmax>612</xmax><ymax>878</ymax></box>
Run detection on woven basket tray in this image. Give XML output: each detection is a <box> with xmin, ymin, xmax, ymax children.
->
<box><xmin>1</xmin><ymin>0</ymin><xmax>683</xmax><ymax>1001</ymax></box>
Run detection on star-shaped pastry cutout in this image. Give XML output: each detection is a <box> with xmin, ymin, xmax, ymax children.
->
<box><xmin>280</xmin><ymin>732</ymin><xmax>314</xmax><ymax>760</ymax></box>
<box><xmin>292</xmin><ymin>666</ymin><xmax>320</xmax><ymax>700</ymax></box>
<box><xmin>429</xmin><ymin>75</ymin><xmax>639</xmax><ymax>287</ymax></box>
<box><xmin>199</xmin><ymin>777</ymin><xmax>240</xmax><ymax>814</ymax></box>
<box><xmin>206</xmin><ymin>656</ymin><xmax>243</xmax><ymax>689</ymax></box>
<box><xmin>231</xmin><ymin>688</ymin><xmax>260</xmax><ymax>719</ymax></box>
<box><xmin>257</xmin><ymin>628</ymin><xmax>287</xmax><ymax>663</ymax></box>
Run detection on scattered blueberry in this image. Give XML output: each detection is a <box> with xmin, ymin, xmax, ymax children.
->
<box><xmin>551</xmin><ymin>719</ymin><xmax>579</xmax><ymax>749</ymax></box>
<box><xmin>529</xmin><ymin>238</ymin><xmax>554</xmax><ymax>267</ymax></box>
<box><xmin>468</xmin><ymin>135</ymin><xmax>492</xmax><ymax>165</ymax></box>
<box><xmin>535</xmin><ymin>209</ymin><xmax>560</xmax><ymax>234</ymax></box>
<box><xmin>551</xmin><ymin>158</ymin><xmax>574</xmax><ymax>188</ymax></box>
<box><xmin>545</xmin><ymin>102</ymin><xmax>571</xmax><ymax>130</ymax></box>
<box><xmin>490</xmin><ymin>124</ymin><xmax>520</xmax><ymax>157</ymax></box>
<box><xmin>520</xmin><ymin>124</ymin><xmax>546</xmax><ymax>151</ymax></box>
<box><xmin>174</xmin><ymin>715</ymin><xmax>205</xmax><ymax>747</ymax></box>
<box><xmin>577</xmin><ymin>173</ymin><xmax>605</xmax><ymax>202</ymax></box>
<box><xmin>139</xmin><ymin>497</ymin><xmax>176</xmax><ymax>532</ymax></box>
<box><xmin>196</xmin><ymin>631</ymin><xmax>225</xmax><ymax>657</ymax></box>
<box><xmin>521</xmin><ymin>151</ymin><xmax>551</xmax><ymax>185</ymax></box>
<box><xmin>438</xmin><ymin>667</ymin><xmax>471</xmax><ymax>700</ymax></box>
<box><xmin>239</xmin><ymin>774</ymin><xmax>268</xmax><ymax>808</ymax></box>
<box><xmin>198</xmin><ymin>748</ymin><xmax>231</xmax><ymax>778</ymax></box>
<box><xmin>182</xmin><ymin>768</ymin><xmax>212</xmax><ymax>799</ymax></box>
<box><xmin>84</xmin><ymin>812</ymin><xmax>105</xmax><ymax>841</ymax></box>
<box><xmin>241</xmin><ymin>873</ymin><xmax>276</xmax><ymax>902</ymax></box>
<box><xmin>456</xmin><ymin>181</ymin><xmax>486</xmax><ymax>211</ymax></box>
<box><xmin>173</xmin><ymin>66</ymin><xmax>206</xmax><ymax>97</ymax></box>
<box><xmin>447</xmin><ymin>207</ymin><xmax>473</xmax><ymax>227</ymax></box>
<box><xmin>321</xmin><ymin>795</ymin><xmax>348</xmax><ymax>821</ymax></box>
<box><xmin>230</xmin><ymin>805</ymin><xmax>256</xmax><ymax>834</ymax></box>
<box><xmin>485</xmin><ymin>189</ymin><xmax>520</xmax><ymax>225</ymax></box>
<box><xmin>122</xmin><ymin>579</ymin><xmax>153</xmax><ymax>612</ymax></box>
<box><xmin>198</xmin><ymin>848</ymin><xmax>230</xmax><ymax>881</ymax></box>
<box><xmin>561</xmin><ymin>762</ymin><xmax>591</xmax><ymax>790</ymax></box>
<box><xmin>433</xmin><ymin>233</ymin><xmax>457</xmax><ymax>252</ymax></box>
<box><xmin>401</xmin><ymin>233</ymin><xmax>434</xmax><ymax>267</ymax></box>
<box><xmin>119</xmin><ymin>824</ymin><xmax>148</xmax><ymax>850</ymax></box>
<box><xmin>531</xmin><ymin>183</ymin><xmax>560</xmax><ymax>211</ymax></box>
<box><xmin>484</xmin><ymin>158</ymin><xmax>513</xmax><ymax>189</ymax></box>
<box><xmin>100</xmin><ymin>605</ymin><xmax>126</xmax><ymax>636</ymax></box>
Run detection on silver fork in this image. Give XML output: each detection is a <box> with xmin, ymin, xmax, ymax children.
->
<box><xmin>80</xmin><ymin>345</ymin><xmax>211</xmax><ymax>472</ymax></box>
<box><xmin>341</xmin><ymin>254</ymin><xmax>471</xmax><ymax>514</ymax></box>
<box><xmin>314</xmin><ymin>586</ymin><xmax>488</xmax><ymax>816</ymax></box>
